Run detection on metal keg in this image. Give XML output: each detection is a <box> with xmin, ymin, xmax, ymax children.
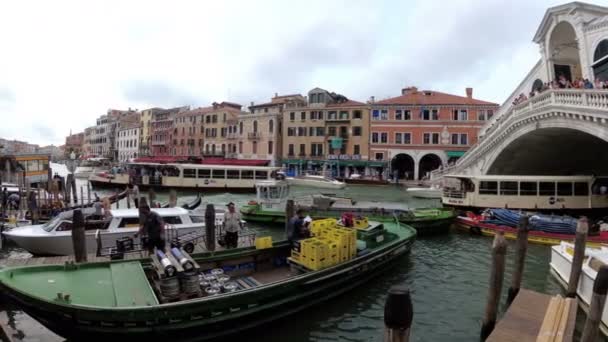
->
<box><xmin>210</xmin><ymin>268</ymin><xmax>224</xmax><ymax>276</ymax></box>
<box><xmin>205</xmin><ymin>286</ymin><xmax>220</xmax><ymax>296</ymax></box>
<box><xmin>216</xmin><ymin>274</ymin><xmax>230</xmax><ymax>283</ymax></box>
<box><xmin>180</xmin><ymin>271</ymin><xmax>200</xmax><ymax>294</ymax></box>
<box><xmin>222</xmin><ymin>282</ymin><xmax>238</xmax><ymax>293</ymax></box>
<box><xmin>159</xmin><ymin>277</ymin><xmax>180</xmax><ymax>298</ymax></box>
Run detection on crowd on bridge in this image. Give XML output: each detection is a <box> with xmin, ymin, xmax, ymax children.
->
<box><xmin>512</xmin><ymin>75</ymin><xmax>608</xmax><ymax>106</ymax></box>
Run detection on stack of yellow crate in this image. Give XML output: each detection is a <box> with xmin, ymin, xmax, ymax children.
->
<box><xmin>291</xmin><ymin>218</ymin><xmax>359</xmax><ymax>270</ymax></box>
<box><xmin>255</xmin><ymin>236</ymin><xmax>273</xmax><ymax>249</ymax></box>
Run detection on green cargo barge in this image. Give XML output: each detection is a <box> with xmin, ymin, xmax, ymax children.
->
<box><xmin>0</xmin><ymin>220</ymin><xmax>415</xmax><ymax>341</ymax></box>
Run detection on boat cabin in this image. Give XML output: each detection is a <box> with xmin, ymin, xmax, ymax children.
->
<box><xmin>253</xmin><ymin>180</ymin><xmax>290</xmax><ymax>209</ymax></box>
<box><xmin>40</xmin><ymin>207</ymin><xmax>200</xmax><ymax>233</ymax></box>
<box><xmin>442</xmin><ymin>175</ymin><xmax>608</xmax><ymax>210</ymax></box>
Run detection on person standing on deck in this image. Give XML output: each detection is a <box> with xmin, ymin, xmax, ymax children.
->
<box><xmin>286</xmin><ymin>209</ymin><xmax>309</xmax><ymax>246</ymax></box>
<box><xmin>127</xmin><ymin>183</ymin><xmax>140</xmax><ymax>208</ymax></box>
<box><xmin>27</xmin><ymin>191</ymin><xmax>38</xmax><ymax>224</ymax></box>
<box><xmin>223</xmin><ymin>202</ymin><xmax>243</xmax><ymax>249</ymax></box>
<box><xmin>1</xmin><ymin>187</ymin><xmax>7</xmax><ymax>213</ymax></box>
<box><xmin>136</xmin><ymin>204</ymin><xmax>165</xmax><ymax>254</ymax></box>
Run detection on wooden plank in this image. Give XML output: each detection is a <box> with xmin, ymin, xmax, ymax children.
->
<box><xmin>487</xmin><ymin>289</ymin><xmax>554</xmax><ymax>342</ymax></box>
<box><xmin>536</xmin><ymin>296</ymin><xmax>563</xmax><ymax>342</ymax></box>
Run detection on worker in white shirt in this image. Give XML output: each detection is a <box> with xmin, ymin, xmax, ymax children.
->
<box><xmin>223</xmin><ymin>202</ymin><xmax>243</xmax><ymax>249</ymax></box>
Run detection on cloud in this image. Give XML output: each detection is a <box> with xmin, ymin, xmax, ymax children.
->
<box><xmin>0</xmin><ymin>0</ymin><xmax>606</xmax><ymax>145</ymax></box>
<box><xmin>122</xmin><ymin>80</ymin><xmax>201</xmax><ymax>108</ymax></box>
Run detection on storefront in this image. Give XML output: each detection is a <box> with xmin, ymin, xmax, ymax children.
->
<box><xmin>281</xmin><ymin>157</ymin><xmax>387</xmax><ymax>179</ymax></box>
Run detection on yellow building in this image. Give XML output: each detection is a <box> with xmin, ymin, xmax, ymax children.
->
<box><xmin>282</xmin><ymin>88</ymin><xmax>371</xmax><ymax>177</ymax></box>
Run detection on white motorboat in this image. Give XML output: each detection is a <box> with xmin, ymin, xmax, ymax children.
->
<box><xmin>550</xmin><ymin>241</ymin><xmax>608</xmax><ymax>334</ymax></box>
<box><xmin>286</xmin><ymin>174</ymin><xmax>346</xmax><ymax>189</ymax></box>
<box><xmin>406</xmin><ymin>185</ymin><xmax>442</xmax><ymax>199</ymax></box>
<box><xmin>2</xmin><ymin>207</ymin><xmax>229</xmax><ymax>256</ymax></box>
<box><xmin>74</xmin><ymin>158</ymin><xmax>111</xmax><ymax>179</ymax></box>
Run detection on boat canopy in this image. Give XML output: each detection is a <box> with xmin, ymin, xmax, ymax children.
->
<box><xmin>110</xmin><ymin>207</ymin><xmax>189</xmax><ymax>218</ymax></box>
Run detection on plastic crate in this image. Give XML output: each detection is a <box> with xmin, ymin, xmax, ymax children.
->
<box><xmin>307</xmin><ymin>241</ymin><xmax>328</xmax><ymax>270</ymax></box>
<box><xmin>353</xmin><ymin>217</ymin><xmax>369</xmax><ymax>230</ymax></box>
<box><xmin>310</xmin><ymin>218</ymin><xmax>337</xmax><ymax>234</ymax></box>
<box><xmin>255</xmin><ymin>236</ymin><xmax>273</xmax><ymax>249</ymax></box>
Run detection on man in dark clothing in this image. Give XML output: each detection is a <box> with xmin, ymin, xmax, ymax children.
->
<box><xmin>136</xmin><ymin>204</ymin><xmax>166</xmax><ymax>254</ymax></box>
<box><xmin>286</xmin><ymin>208</ymin><xmax>309</xmax><ymax>245</ymax></box>
<box><xmin>1</xmin><ymin>187</ymin><xmax>7</xmax><ymax>212</ymax></box>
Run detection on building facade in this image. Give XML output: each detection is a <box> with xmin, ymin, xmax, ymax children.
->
<box><xmin>281</xmin><ymin>88</ymin><xmax>371</xmax><ymax>177</ymax></box>
<box><xmin>172</xmin><ymin>107</ymin><xmax>207</xmax><ymax>157</ymax></box>
<box><xmin>150</xmin><ymin>106</ymin><xmax>188</xmax><ymax>157</ymax></box>
<box><xmin>202</xmin><ymin>102</ymin><xmax>244</xmax><ymax>157</ymax></box>
<box><xmin>370</xmin><ymin>86</ymin><xmax>498</xmax><ymax>180</ymax></box>
<box><xmin>64</xmin><ymin>132</ymin><xmax>84</xmax><ymax>158</ymax></box>
<box><xmin>139</xmin><ymin>107</ymin><xmax>163</xmax><ymax>157</ymax></box>
<box><xmin>117</xmin><ymin>120</ymin><xmax>141</xmax><ymax>162</ymax></box>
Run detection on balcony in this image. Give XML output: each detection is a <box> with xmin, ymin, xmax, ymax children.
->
<box><xmin>226</xmin><ymin>133</ymin><xmax>240</xmax><ymax>140</ymax></box>
<box><xmin>248</xmin><ymin>132</ymin><xmax>262</xmax><ymax>140</ymax></box>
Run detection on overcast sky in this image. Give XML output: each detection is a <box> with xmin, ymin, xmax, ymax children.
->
<box><xmin>0</xmin><ymin>0</ymin><xmax>604</xmax><ymax>146</ymax></box>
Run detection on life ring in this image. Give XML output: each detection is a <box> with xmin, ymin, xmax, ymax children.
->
<box><xmin>470</xmin><ymin>226</ymin><xmax>482</xmax><ymax>235</ymax></box>
<box><xmin>248</xmin><ymin>200</ymin><xmax>258</xmax><ymax>206</ymax></box>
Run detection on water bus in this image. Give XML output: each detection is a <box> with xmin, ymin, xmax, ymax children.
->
<box><xmin>442</xmin><ymin>175</ymin><xmax>608</xmax><ymax>212</ymax></box>
<box><xmin>89</xmin><ymin>163</ymin><xmax>280</xmax><ymax>193</ymax></box>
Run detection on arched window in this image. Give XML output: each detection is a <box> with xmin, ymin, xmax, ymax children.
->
<box><xmin>269</xmin><ymin>119</ymin><xmax>274</xmax><ymax>134</ymax></box>
<box><xmin>593</xmin><ymin>39</ymin><xmax>608</xmax><ymax>81</ymax></box>
<box><xmin>239</xmin><ymin>121</ymin><xmax>243</xmax><ymax>134</ymax></box>
<box><xmin>238</xmin><ymin>141</ymin><xmax>243</xmax><ymax>153</ymax></box>
<box><xmin>253</xmin><ymin>121</ymin><xmax>258</xmax><ymax>133</ymax></box>
<box><xmin>253</xmin><ymin>141</ymin><xmax>257</xmax><ymax>154</ymax></box>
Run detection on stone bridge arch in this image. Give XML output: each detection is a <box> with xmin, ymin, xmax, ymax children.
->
<box><xmin>482</xmin><ymin>114</ymin><xmax>608</xmax><ymax>175</ymax></box>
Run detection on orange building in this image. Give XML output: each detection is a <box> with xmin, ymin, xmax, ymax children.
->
<box><xmin>370</xmin><ymin>87</ymin><xmax>498</xmax><ymax>180</ymax></box>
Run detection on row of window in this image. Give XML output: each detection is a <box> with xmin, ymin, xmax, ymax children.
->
<box><xmin>478</xmin><ymin>181</ymin><xmax>589</xmax><ymax>196</ymax></box>
<box><xmin>289</xmin><ymin>110</ymin><xmax>363</xmax><ymax>121</ymax></box>
<box><xmin>287</xmin><ymin>143</ymin><xmax>361</xmax><ymax>156</ymax></box>
<box><xmin>287</xmin><ymin>126</ymin><xmax>362</xmax><ymax>137</ymax></box>
<box><xmin>182</xmin><ymin>169</ymin><xmax>269</xmax><ymax>180</ymax></box>
<box><xmin>203</xmin><ymin>141</ymin><xmax>274</xmax><ymax>155</ymax></box>
<box><xmin>118</xmin><ymin>139</ymin><xmax>137</xmax><ymax>149</ymax></box>
<box><xmin>118</xmin><ymin>129</ymin><xmax>138</xmax><ymax>137</ymax></box>
<box><xmin>370</xmin><ymin>132</ymin><xmax>468</xmax><ymax>145</ymax></box>
<box><xmin>372</xmin><ymin>108</ymin><xmax>494</xmax><ymax>121</ymax></box>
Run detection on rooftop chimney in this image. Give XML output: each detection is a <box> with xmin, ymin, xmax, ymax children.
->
<box><xmin>250</xmin><ymin>101</ymin><xmax>254</xmax><ymax>107</ymax></box>
<box><xmin>466</xmin><ymin>87</ymin><xmax>473</xmax><ymax>99</ymax></box>
<box><xmin>274</xmin><ymin>92</ymin><xmax>278</xmax><ymax>98</ymax></box>
<box><xmin>401</xmin><ymin>86</ymin><xmax>418</xmax><ymax>95</ymax></box>
<box><xmin>369</xmin><ymin>96</ymin><xmax>375</xmax><ymax>103</ymax></box>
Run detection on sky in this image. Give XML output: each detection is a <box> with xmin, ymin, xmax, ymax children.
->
<box><xmin>0</xmin><ymin>0</ymin><xmax>605</xmax><ymax>146</ymax></box>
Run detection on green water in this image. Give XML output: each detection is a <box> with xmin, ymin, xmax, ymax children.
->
<box><xmin>0</xmin><ymin>184</ymin><xmax>597</xmax><ymax>341</ymax></box>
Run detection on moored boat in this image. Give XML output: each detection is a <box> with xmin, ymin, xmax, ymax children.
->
<box><xmin>286</xmin><ymin>174</ymin><xmax>346</xmax><ymax>189</ymax></box>
<box><xmin>454</xmin><ymin>212</ymin><xmax>608</xmax><ymax>246</ymax></box>
<box><xmin>3</xmin><ymin>207</ymin><xmax>228</xmax><ymax>255</ymax></box>
<box><xmin>74</xmin><ymin>157</ymin><xmax>111</xmax><ymax>179</ymax></box>
<box><xmin>550</xmin><ymin>242</ymin><xmax>608</xmax><ymax>335</ymax></box>
<box><xmin>406</xmin><ymin>186</ymin><xmax>442</xmax><ymax>199</ymax></box>
<box><xmin>241</xmin><ymin>180</ymin><xmax>455</xmax><ymax>235</ymax></box>
<box><xmin>0</xmin><ymin>218</ymin><xmax>416</xmax><ymax>341</ymax></box>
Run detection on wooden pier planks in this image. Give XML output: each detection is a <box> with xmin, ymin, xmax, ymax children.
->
<box><xmin>487</xmin><ymin>289</ymin><xmax>576</xmax><ymax>342</ymax></box>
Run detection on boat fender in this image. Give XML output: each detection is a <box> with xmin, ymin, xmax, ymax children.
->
<box><xmin>248</xmin><ymin>200</ymin><xmax>258</xmax><ymax>206</ymax></box>
<box><xmin>156</xmin><ymin>250</ymin><xmax>177</xmax><ymax>277</ymax></box>
<box><xmin>470</xmin><ymin>226</ymin><xmax>482</xmax><ymax>235</ymax></box>
<box><xmin>171</xmin><ymin>247</ymin><xmax>194</xmax><ymax>271</ymax></box>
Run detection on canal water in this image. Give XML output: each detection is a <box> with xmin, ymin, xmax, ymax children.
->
<box><xmin>0</xmin><ymin>183</ymin><xmax>599</xmax><ymax>341</ymax></box>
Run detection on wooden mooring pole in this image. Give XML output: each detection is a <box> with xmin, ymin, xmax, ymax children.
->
<box><xmin>285</xmin><ymin>199</ymin><xmax>295</xmax><ymax>233</ymax></box>
<box><xmin>205</xmin><ymin>204</ymin><xmax>216</xmax><ymax>252</ymax></box>
<box><xmin>581</xmin><ymin>265</ymin><xmax>608</xmax><ymax>342</ymax></box>
<box><xmin>567</xmin><ymin>217</ymin><xmax>589</xmax><ymax>298</ymax></box>
<box><xmin>71</xmin><ymin>209</ymin><xmax>87</xmax><ymax>262</ymax></box>
<box><xmin>384</xmin><ymin>285</ymin><xmax>413</xmax><ymax>342</ymax></box>
<box><xmin>507</xmin><ymin>215</ymin><xmax>529</xmax><ymax>306</ymax></box>
<box><xmin>148</xmin><ymin>188</ymin><xmax>156</xmax><ymax>208</ymax></box>
<box><xmin>169</xmin><ymin>189</ymin><xmax>177</xmax><ymax>208</ymax></box>
<box><xmin>480</xmin><ymin>232</ymin><xmax>507</xmax><ymax>341</ymax></box>
<box><xmin>87</xmin><ymin>183</ymin><xmax>91</xmax><ymax>205</ymax></box>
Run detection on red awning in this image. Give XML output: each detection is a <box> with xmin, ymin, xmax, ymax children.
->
<box><xmin>132</xmin><ymin>156</ymin><xmax>269</xmax><ymax>166</ymax></box>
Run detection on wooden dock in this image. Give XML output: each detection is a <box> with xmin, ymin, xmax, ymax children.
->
<box><xmin>487</xmin><ymin>289</ymin><xmax>577</xmax><ymax>342</ymax></box>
